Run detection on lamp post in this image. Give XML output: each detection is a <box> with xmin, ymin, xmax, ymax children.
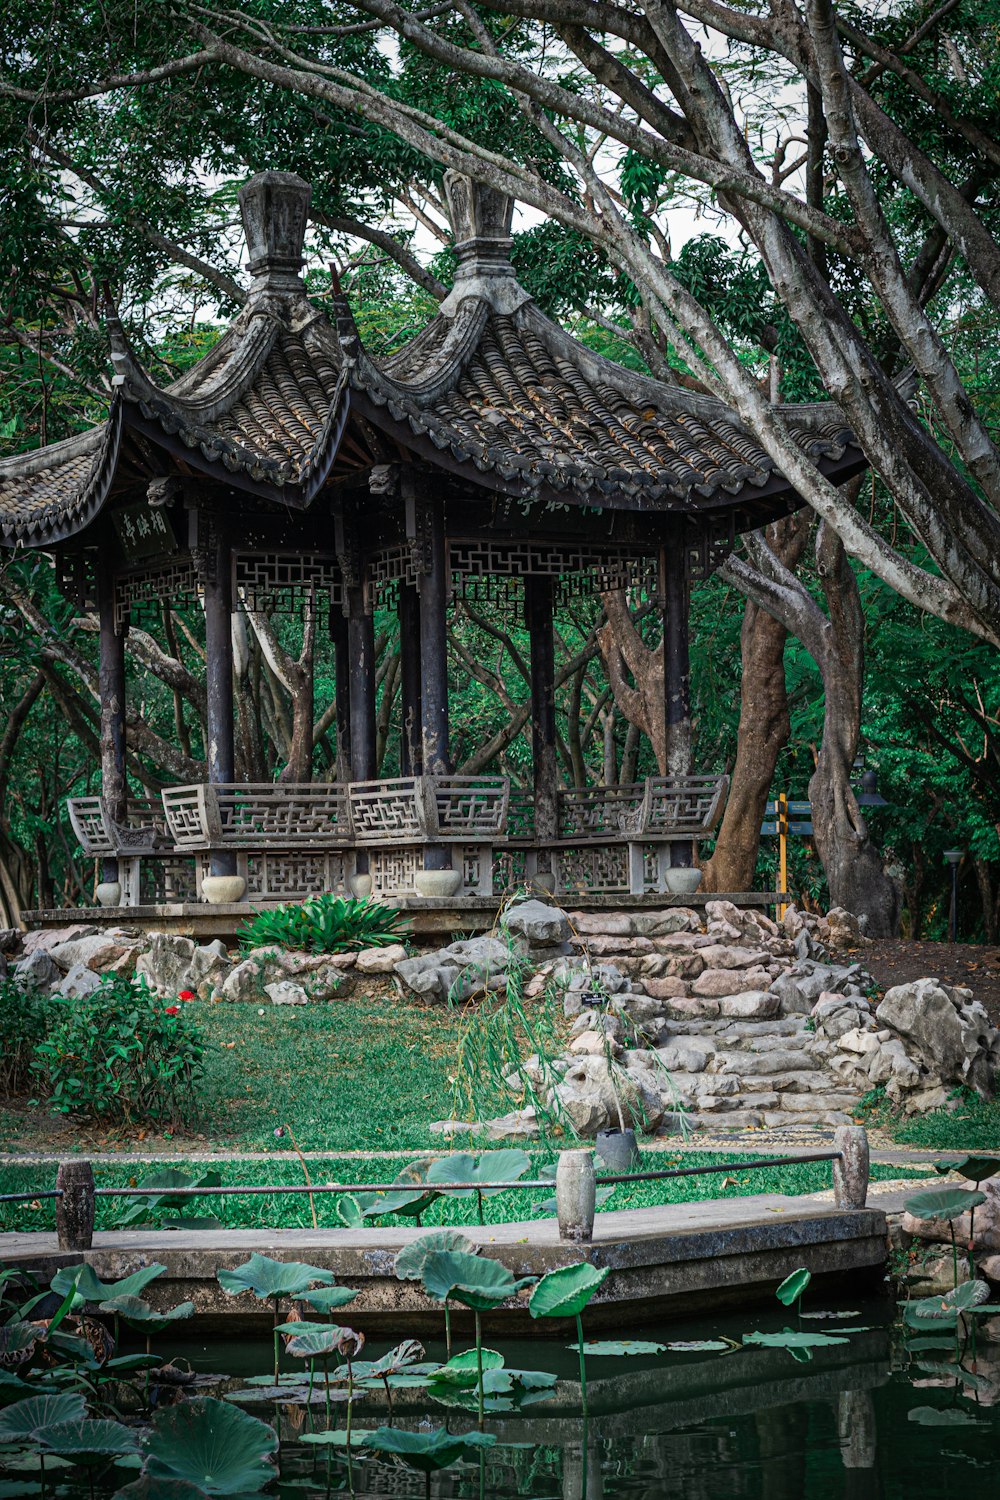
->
<box><xmin>856</xmin><ymin>768</ymin><xmax>888</xmax><ymax>809</ymax></box>
<box><xmin>944</xmin><ymin>849</ymin><xmax>963</xmax><ymax>943</ymax></box>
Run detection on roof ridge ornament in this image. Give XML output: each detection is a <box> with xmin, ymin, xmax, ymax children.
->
<box><xmin>441</xmin><ymin>172</ymin><xmax>531</xmax><ymax>317</ymax></box>
<box><xmin>238</xmin><ymin>171</ymin><xmax>312</xmax><ymax>296</ymax></box>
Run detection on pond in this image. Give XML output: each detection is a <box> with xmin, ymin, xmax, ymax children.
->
<box><xmin>165</xmin><ymin>1302</ymin><xmax>1000</xmax><ymax>1498</ymax></box>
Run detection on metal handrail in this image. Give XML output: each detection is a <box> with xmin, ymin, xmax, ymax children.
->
<box><xmin>1</xmin><ymin>1153</ymin><xmax>842</xmax><ymax>1204</ymax></box>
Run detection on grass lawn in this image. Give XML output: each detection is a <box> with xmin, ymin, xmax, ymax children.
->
<box><xmin>860</xmin><ymin>1090</ymin><xmax>1000</xmax><ymax>1152</ymax></box>
<box><xmin>0</xmin><ymin>1149</ymin><xmax>926</xmax><ymax>1235</ymax></box>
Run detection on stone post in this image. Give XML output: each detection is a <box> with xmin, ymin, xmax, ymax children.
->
<box><xmin>556</xmin><ymin>1149</ymin><xmax>596</xmax><ymax>1242</ymax></box>
<box><xmin>833</xmin><ymin>1125</ymin><xmax>869</xmax><ymax>1209</ymax></box>
<box><xmin>838</xmin><ymin>1389</ymin><xmax>876</xmax><ymax>1468</ymax></box>
<box><xmin>56</xmin><ymin>1160</ymin><xmax>96</xmax><ymax>1251</ymax></box>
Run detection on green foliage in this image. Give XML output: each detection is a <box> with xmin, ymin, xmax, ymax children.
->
<box><xmin>903</xmin><ymin>1187</ymin><xmax>986</xmax><ymax>1221</ymax></box>
<box><xmin>143</xmin><ymin>1397</ymin><xmax>278</xmax><ymax>1494</ymax></box>
<box><xmin>363</xmin><ymin>1426</ymin><xmax>496</xmax><ymax>1473</ymax></box>
<box><xmin>110</xmin><ymin>1168</ymin><xmax>223</xmax><ymax>1230</ymax></box>
<box><xmin>0</xmin><ymin>978</ymin><xmax>50</xmax><ymax>1096</ymax></box>
<box><xmin>239</xmin><ymin>894</ymin><xmax>405</xmax><ymax>955</ymax></box>
<box><xmin>395</xmin><ymin>1230</ymin><xmax>478</xmax><ymax>1280</ymax></box>
<box><xmin>216</xmin><ymin>1254</ymin><xmax>336</xmax><ymax>1303</ymax></box>
<box><xmin>775</xmin><ymin>1267</ymin><xmax>812</xmax><ymax>1310</ymax></box>
<box><xmin>31</xmin><ymin>976</ymin><xmax>203</xmax><ymax>1127</ymax></box>
<box><xmin>420</xmin><ymin>1250</ymin><xmax>534</xmax><ymax>1311</ymax></box>
<box><xmin>529</xmin><ymin>1263</ymin><xmax>610</xmax><ymax>1320</ymax></box>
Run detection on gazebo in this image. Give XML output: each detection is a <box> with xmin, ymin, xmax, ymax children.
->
<box><xmin>0</xmin><ymin>171</ymin><xmax>863</xmax><ymax>914</ymax></box>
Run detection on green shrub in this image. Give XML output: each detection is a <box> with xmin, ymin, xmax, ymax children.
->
<box><xmin>239</xmin><ymin>893</ymin><xmax>406</xmax><ymax>955</ymax></box>
<box><xmin>32</xmin><ymin>976</ymin><xmax>204</xmax><ymax>1127</ymax></box>
<box><xmin>0</xmin><ymin>977</ymin><xmax>51</xmax><ymax>1095</ymax></box>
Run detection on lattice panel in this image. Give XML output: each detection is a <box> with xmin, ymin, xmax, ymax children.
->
<box><xmin>235</xmin><ymin>553</ymin><xmax>342</xmax><ymax>614</ymax></box>
<box><xmin>627</xmin><ymin>774</ymin><xmax>728</xmax><ymax>836</ymax></box>
<box><xmin>448</xmin><ymin>540</ymin><xmax>657</xmax><ymax>605</ymax></box>
<box><xmin>368</xmin><ymin>545</ymin><xmax>418</xmax><ymax>607</ymax></box>
<box><xmin>245</xmin><ymin>851</ymin><xmax>347</xmax><ymax>900</ymax></box>
<box><xmin>493</xmin><ymin>848</ymin><xmax>528</xmax><ymax>890</ymax></box>
<box><xmin>348</xmin><ymin>779</ymin><xmax>424</xmax><ymax>843</ymax></box>
<box><xmin>116</xmin><ymin>559</ymin><xmax>199</xmax><ymax>629</ymax></box>
<box><xmin>139</xmin><ymin>858</ymin><xmax>200</xmax><ymax>904</ymax></box>
<box><xmin>369</xmin><ymin>846</ymin><xmax>420</xmax><ymax>897</ymax></box>
<box><xmin>217</xmin><ymin>785</ymin><xmax>350</xmax><ymax>844</ymax></box>
<box><xmin>684</xmin><ymin>515</ymin><xmax>737</xmax><ymax>582</ymax></box>
<box><xmin>434</xmin><ymin>777</ymin><xmax>508</xmax><ymax>837</ymax></box>
<box><xmin>67</xmin><ymin>797</ymin><xmax>113</xmax><ymax>856</ymax></box>
<box><xmin>553</xmin><ymin>844</ymin><xmax>630</xmax><ymax>896</ymax></box>
<box><xmin>559</xmin><ymin>786</ymin><xmax>643</xmax><ymax>839</ymax></box>
<box><xmin>56</xmin><ymin>551</ymin><xmax>98</xmax><ymax>611</ymax></box>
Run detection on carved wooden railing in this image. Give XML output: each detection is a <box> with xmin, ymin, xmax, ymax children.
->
<box><xmin>161</xmin><ymin>783</ymin><xmax>351</xmax><ymax>849</ymax></box>
<box><xmin>67</xmin><ymin>796</ymin><xmax>171</xmax><ymax>857</ymax></box>
<box><xmin>618</xmin><ymin>774</ymin><xmax>729</xmax><ymax>838</ymax></box>
<box><xmin>346</xmin><ymin>775</ymin><xmax>508</xmax><ymax>844</ymax></box>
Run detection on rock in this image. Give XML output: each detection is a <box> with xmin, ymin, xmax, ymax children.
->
<box><xmin>825</xmin><ymin>906</ymin><xmax>863</xmax><ymax>949</ymax></box>
<box><xmin>22</xmin><ymin>924</ymin><xmax>98</xmax><ymax>956</ymax></box>
<box><xmin>429</xmin><ymin>1120</ymin><xmax>476</xmax><ymax>1138</ymax></box>
<box><xmin>838</xmin><ymin>1026</ymin><xmax>881</xmax><ymax>1055</ymax></box>
<box><xmin>581</xmin><ymin>935</ymin><xmax>654</xmax><ymax>957</ymax></box>
<box><xmin>641</xmin><ymin>976</ymin><xmax>689</xmax><ymax>1001</ymax></box>
<box><xmin>485</xmin><ymin>1108</ymin><xmax>539</xmax><ymax>1140</ymax></box>
<box><xmin>58</xmin><ymin>962</ymin><xmax>102</xmax><ymax>998</ymax></box>
<box><xmin>568</xmin><ymin>912</ymin><xmax>636</xmax><ymax>937</ymax></box>
<box><xmin>877</xmin><ymin>978</ymin><xmax>999</xmax><ymax>1096</ymax></box>
<box><xmin>0</xmin><ymin>929</ymin><xmax>21</xmax><ymax>955</ymax></box>
<box><xmin>904</xmin><ymin>1176</ymin><xmax>1000</xmax><ymax>1251</ymax></box>
<box><xmin>502</xmin><ymin>899</ymin><xmax>570</xmax><ymax>947</ymax></box>
<box><xmin>13</xmin><ymin>949</ymin><xmax>60</xmax><ymax>989</ymax></box>
<box><xmin>716</xmin><ymin>1049</ymin><xmax>816</xmax><ymax>1075</ymax></box>
<box><xmin>264</xmin><ymin>980</ymin><xmax>310</xmax><ymax>1006</ymax></box>
<box><xmin>717</xmin><ymin>992</ymin><xmax>781</xmax><ymax>1019</ymax></box>
<box><xmin>664</xmin><ymin>997</ymin><xmax>721</xmax><ymax>1020</ymax></box>
<box><xmin>569</xmin><ymin>1030</ymin><xmax>619</xmax><ymax>1057</ymax></box>
<box><xmin>394</xmin><ymin>934</ymin><xmax>510</xmax><ymax>1003</ymax></box>
<box><xmin>980</xmin><ymin>1254</ymin><xmax>1000</xmax><ymax>1285</ymax></box>
<box><xmin>135</xmin><ymin>933</ymin><xmax>232</xmax><ymax>998</ymax></box>
<box><xmin>696</xmin><ymin>945</ymin><xmax>763</xmax><ymax>970</ymax></box>
<box><xmin>48</xmin><ymin>934</ymin><xmax>131</xmax><ymax>972</ymax></box>
<box><xmin>220</xmin><ymin>957</ymin><xmax>268</xmax><ymax>1004</ymax></box>
<box><xmin>692</xmin><ymin>968</ymin><xmax>769</xmax><ymax>998</ymax></box>
<box><xmin>355</xmin><ymin>943</ymin><xmax>408</xmax><ymax>973</ymax></box>
<box><xmin>631</xmin><ymin>908</ymin><xmax>700</xmax><ymax>937</ymax></box>
<box><xmin>656</xmin><ymin>1045</ymin><xmax>708</xmax><ymax>1073</ymax></box>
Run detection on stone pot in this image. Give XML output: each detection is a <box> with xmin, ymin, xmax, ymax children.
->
<box><xmin>94</xmin><ymin>881</ymin><xmax>121</xmax><ymax>908</ymax></box>
<box><xmin>413</xmin><ymin>868</ymin><xmax>463</xmax><ymax>899</ymax></box>
<box><xmin>595</xmin><ymin>1127</ymin><xmax>640</xmax><ymax>1174</ymax></box>
<box><xmin>349</xmin><ymin>873</ymin><xmax>374</xmax><ymax>900</ymax></box>
<box><xmin>201</xmin><ymin>874</ymin><xmax>248</xmax><ymax>905</ymax></box>
<box><xmin>664</xmin><ymin>866</ymin><xmax>703</xmax><ymax>896</ymax></box>
<box><xmin>532</xmin><ymin>872</ymin><xmax>557</xmax><ymax>894</ymax></box>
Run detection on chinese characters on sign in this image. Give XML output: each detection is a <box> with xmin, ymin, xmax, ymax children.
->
<box><xmin>112</xmin><ymin>504</ymin><xmax>177</xmax><ymax>562</ymax></box>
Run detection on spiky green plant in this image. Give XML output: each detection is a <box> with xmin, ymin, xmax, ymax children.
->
<box><xmin>239</xmin><ymin>894</ymin><xmax>405</xmax><ymax>955</ymax></box>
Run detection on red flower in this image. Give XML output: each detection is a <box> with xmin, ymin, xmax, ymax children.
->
<box><xmin>164</xmin><ymin>1005</ymin><xmax>181</xmax><ymax>1016</ymax></box>
<box><xmin>178</xmin><ymin>990</ymin><xmax>195</xmax><ymax>1001</ymax></box>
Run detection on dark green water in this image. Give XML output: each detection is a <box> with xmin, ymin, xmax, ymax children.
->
<box><xmin>159</xmin><ymin>1298</ymin><xmax>1000</xmax><ymax>1499</ymax></box>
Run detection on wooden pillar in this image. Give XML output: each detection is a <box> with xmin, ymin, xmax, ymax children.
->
<box><xmin>661</xmin><ymin>529</ymin><xmax>693</xmax><ymax>867</ymax></box>
<box><xmin>97</xmin><ymin>564</ymin><xmax>127</xmax><ymax>883</ymax></box>
<box><xmin>418</xmin><ymin>497</ymin><xmax>451</xmax><ymax>870</ymax></box>
<box><xmin>525</xmin><ymin>575</ymin><xmax>558</xmax><ymax>846</ymax></box>
<box><xmin>203</xmin><ymin>525</ymin><xmax>235</xmax><ymax>877</ymax></box>
<box><xmin>398</xmin><ymin>582</ymin><xmax>422</xmax><ymax>776</ymax></box>
<box><xmin>346</xmin><ymin>584</ymin><xmax>376</xmax><ymax>876</ymax></box>
<box><xmin>330</xmin><ymin>604</ymin><xmax>351</xmax><ymax>782</ymax></box>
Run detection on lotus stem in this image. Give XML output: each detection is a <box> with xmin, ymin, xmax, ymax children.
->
<box><xmin>576</xmin><ymin>1313</ymin><xmax>588</xmax><ymax>1418</ymax></box>
<box><xmin>476</xmin><ymin>1188</ymin><xmax>484</xmax><ymax>1226</ymax></box>
<box><xmin>475</xmin><ymin>1309</ymin><xmax>485</xmax><ymax>1431</ymax></box>
<box><xmin>273</xmin><ymin>1297</ymin><xmax>282</xmax><ymax>1383</ymax></box>
<box><xmin>445</xmin><ymin>1301</ymin><xmax>452</xmax><ymax>1360</ymax></box>
<box><xmin>950</xmin><ymin>1223</ymin><xmax>958</xmax><ymax>1290</ymax></box>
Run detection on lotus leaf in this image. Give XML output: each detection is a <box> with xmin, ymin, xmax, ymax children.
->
<box><xmin>800</xmin><ymin>1310</ymin><xmax>861</xmax><ymax>1320</ymax></box>
<box><xmin>98</xmin><ymin>1295</ymin><xmax>195</xmax><ymax>1329</ymax></box>
<box><xmin>426</xmin><ymin>1150</ymin><xmax>531</xmax><ymax>1197</ymax></box>
<box><xmin>144</xmin><ymin>1397</ymin><xmax>278</xmax><ymax>1495</ymax></box>
<box><xmin>0</xmin><ymin>1326</ymin><xmax>42</xmax><ymax>1368</ymax></box>
<box><xmin>294</xmin><ymin>1287</ymin><xmax>358</xmax><ymax>1313</ymax></box>
<box><xmin>427</xmin><ymin>1349</ymin><xmax>506</xmax><ymax>1386</ymax></box>
<box><xmin>420</xmin><ymin>1251</ymin><xmax>534</xmax><ymax>1311</ymax></box>
<box><xmin>216</xmin><ymin>1254</ymin><xmax>336</xmax><ymax>1301</ymax></box>
<box><xmin>335</xmin><ymin>1196</ymin><xmax>366</xmax><ymax>1227</ymax></box>
<box><xmin>907</xmin><ymin>1406</ymin><xmax>983</xmax><ymax>1426</ymax></box>
<box><xmin>349</xmin><ymin>1341</ymin><xmax>429</xmax><ymax>1383</ymax></box>
<box><xmin>39</xmin><ymin>1420</ymin><xmax>140</xmax><ymax>1464</ymax></box>
<box><xmin>394</xmin><ymin>1231</ymin><xmax>477</xmax><ymax>1281</ymax></box>
<box><xmin>665</xmin><ymin>1339</ymin><xmax>736</xmax><ymax>1352</ymax></box>
<box><xmin>775</xmin><ymin>1267</ymin><xmax>811</xmax><ymax>1308</ymax></box>
<box><xmin>300</xmin><ymin>1429</ymin><xmax>370</xmax><ymax>1448</ymax></box>
<box><xmin>0</xmin><ymin>1394</ymin><xmax>87</xmax><ymax>1442</ymax></box>
<box><xmin>114</xmin><ymin>1170</ymin><xmax>222</xmax><ymax>1229</ymax></box>
<box><xmin>905</xmin><ymin>1279</ymin><xmax>992</xmax><ymax>1326</ymax></box>
<box><xmin>577</xmin><ymin>1340</ymin><xmax>667</xmax><ymax>1356</ymax></box>
<box><xmin>742</xmin><ymin>1330</ymin><xmax>849</xmax><ymax>1349</ymax></box>
<box><xmin>915</xmin><ymin>1360</ymin><xmax>990</xmax><ymax>1389</ymax></box>
<box><xmin>365</xmin><ymin>1425</ymin><xmax>495</xmax><ymax>1473</ymax></box>
<box><xmin>529</xmin><ymin>1263</ymin><xmax>610</xmax><ymax>1320</ymax></box>
<box><xmin>285</xmin><ymin>1327</ymin><xmax>364</xmax><ymax>1361</ymax></box>
<box><xmin>934</xmin><ymin>1155</ymin><xmax>1000</xmax><ymax>1183</ymax></box>
<box><xmin>903</xmin><ymin>1187</ymin><xmax>986</xmax><ymax>1221</ymax></box>
<box><xmin>113</xmin><ymin>1478</ymin><xmax>208</xmax><ymax>1499</ymax></box>
<box><xmin>50</xmin><ymin>1264</ymin><xmax>166</xmax><ymax>1306</ymax></box>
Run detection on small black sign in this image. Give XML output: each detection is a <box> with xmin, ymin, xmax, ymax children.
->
<box><xmin>113</xmin><ymin>503</ymin><xmax>177</xmax><ymax>561</ymax></box>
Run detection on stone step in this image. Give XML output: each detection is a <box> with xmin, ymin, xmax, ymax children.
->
<box><xmin>714</xmin><ymin>1049</ymin><xmax>816</xmax><ymax>1076</ymax></box>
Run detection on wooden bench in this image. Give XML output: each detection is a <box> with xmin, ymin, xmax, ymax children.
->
<box><xmin>66</xmin><ymin>796</ymin><xmax>183</xmax><ymax>905</ymax></box>
<box><xmin>347</xmin><ymin>775</ymin><xmax>509</xmax><ymax>897</ymax></box>
<box><xmin>619</xmin><ymin>774</ymin><xmax>729</xmax><ymax>894</ymax></box>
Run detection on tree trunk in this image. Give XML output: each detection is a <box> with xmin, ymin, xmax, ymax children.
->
<box><xmin>808</xmin><ymin>524</ymin><xmax>901</xmax><ymax>936</ymax></box>
<box><xmin>703</xmin><ymin>513</ymin><xmax>809</xmax><ymax>892</ymax></box>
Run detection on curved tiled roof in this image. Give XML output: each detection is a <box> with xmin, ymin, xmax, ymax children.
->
<box><xmin>0</xmin><ymin>177</ymin><xmax>861</xmax><ymax>547</ymax></box>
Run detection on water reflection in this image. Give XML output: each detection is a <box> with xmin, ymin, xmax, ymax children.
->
<box><xmin>152</xmin><ymin>1305</ymin><xmax>1000</xmax><ymax>1498</ymax></box>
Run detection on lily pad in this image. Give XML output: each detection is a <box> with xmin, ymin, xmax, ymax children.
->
<box><xmin>665</xmin><ymin>1339</ymin><xmax>736</xmax><ymax>1352</ymax></box>
<box><xmin>529</xmin><ymin>1263</ymin><xmax>610</xmax><ymax>1320</ymax></box>
<box><xmin>420</xmin><ymin>1251</ymin><xmax>534</xmax><ymax>1311</ymax></box>
<box><xmin>39</xmin><ymin>1420</ymin><xmax>140</xmax><ymax>1464</ymax></box>
<box><xmin>427</xmin><ymin>1349</ymin><xmax>505</xmax><ymax>1387</ymax></box>
<box><xmin>300</xmin><ymin>1429</ymin><xmax>371</xmax><ymax>1448</ymax></box>
<box><xmin>0</xmin><ymin>1394</ymin><xmax>87</xmax><ymax>1443</ymax></box>
<box><xmin>907</xmin><ymin>1406</ymin><xmax>984</xmax><ymax>1426</ymax></box>
<box><xmin>394</xmin><ymin>1231</ymin><xmax>477</xmax><ymax>1281</ymax></box>
<box><xmin>576</xmin><ymin>1340</ymin><xmax>667</xmax><ymax>1356</ymax></box>
<box><xmin>800</xmin><ymin>1310</ymin><xmax>861</xmax><ymax>1320</ymax></box>
<box><xmin>216</xmin><ymin>1254</ymin><xmax>336</xmax><ymax>1302</ymax></box>
<box><xmin>743</xmin><ymin>1330</ymin><xmax>849</xmax><ymax>1349</ymax></box>
<box><xmin>294</xmin><ymin>1286</ymin><xmax>358</xmax><ymax>1314</ymax></box>
<box><xmin>365</xmin><ymin>1426</ymin><xmax>495</xmax><ymax>1473</ymax></box>
<box><xmin>904</xmin><ymin>1187</ymin><xmax>986</xmax><ymax>1222</ymax></box>
<box><xmin>144</xmin><ymin>1397</ymin><xmax>278</xmax><ymax>1494</ymax></box>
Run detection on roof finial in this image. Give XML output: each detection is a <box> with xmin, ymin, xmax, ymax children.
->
<box><xmin>238</xmin><ymin>171</ymin><xmax>313</xmax><ymax>294</ymax></box>
<box><xmin>441</xmin><ymin>172</ymin><xmax>527</xmax><ymax>315</ymax></box>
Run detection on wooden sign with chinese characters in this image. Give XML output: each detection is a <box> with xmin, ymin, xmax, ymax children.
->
<box><xmin>112</xmin><ymin>503</ymin><xmax>177</xmax><ymax>562</ymax></box>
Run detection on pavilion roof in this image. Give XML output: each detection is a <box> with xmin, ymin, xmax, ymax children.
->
<box><xmin>0</xmin><ymin>171</ymin><xmax>860</xmax><ymax>548</ymax></box>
